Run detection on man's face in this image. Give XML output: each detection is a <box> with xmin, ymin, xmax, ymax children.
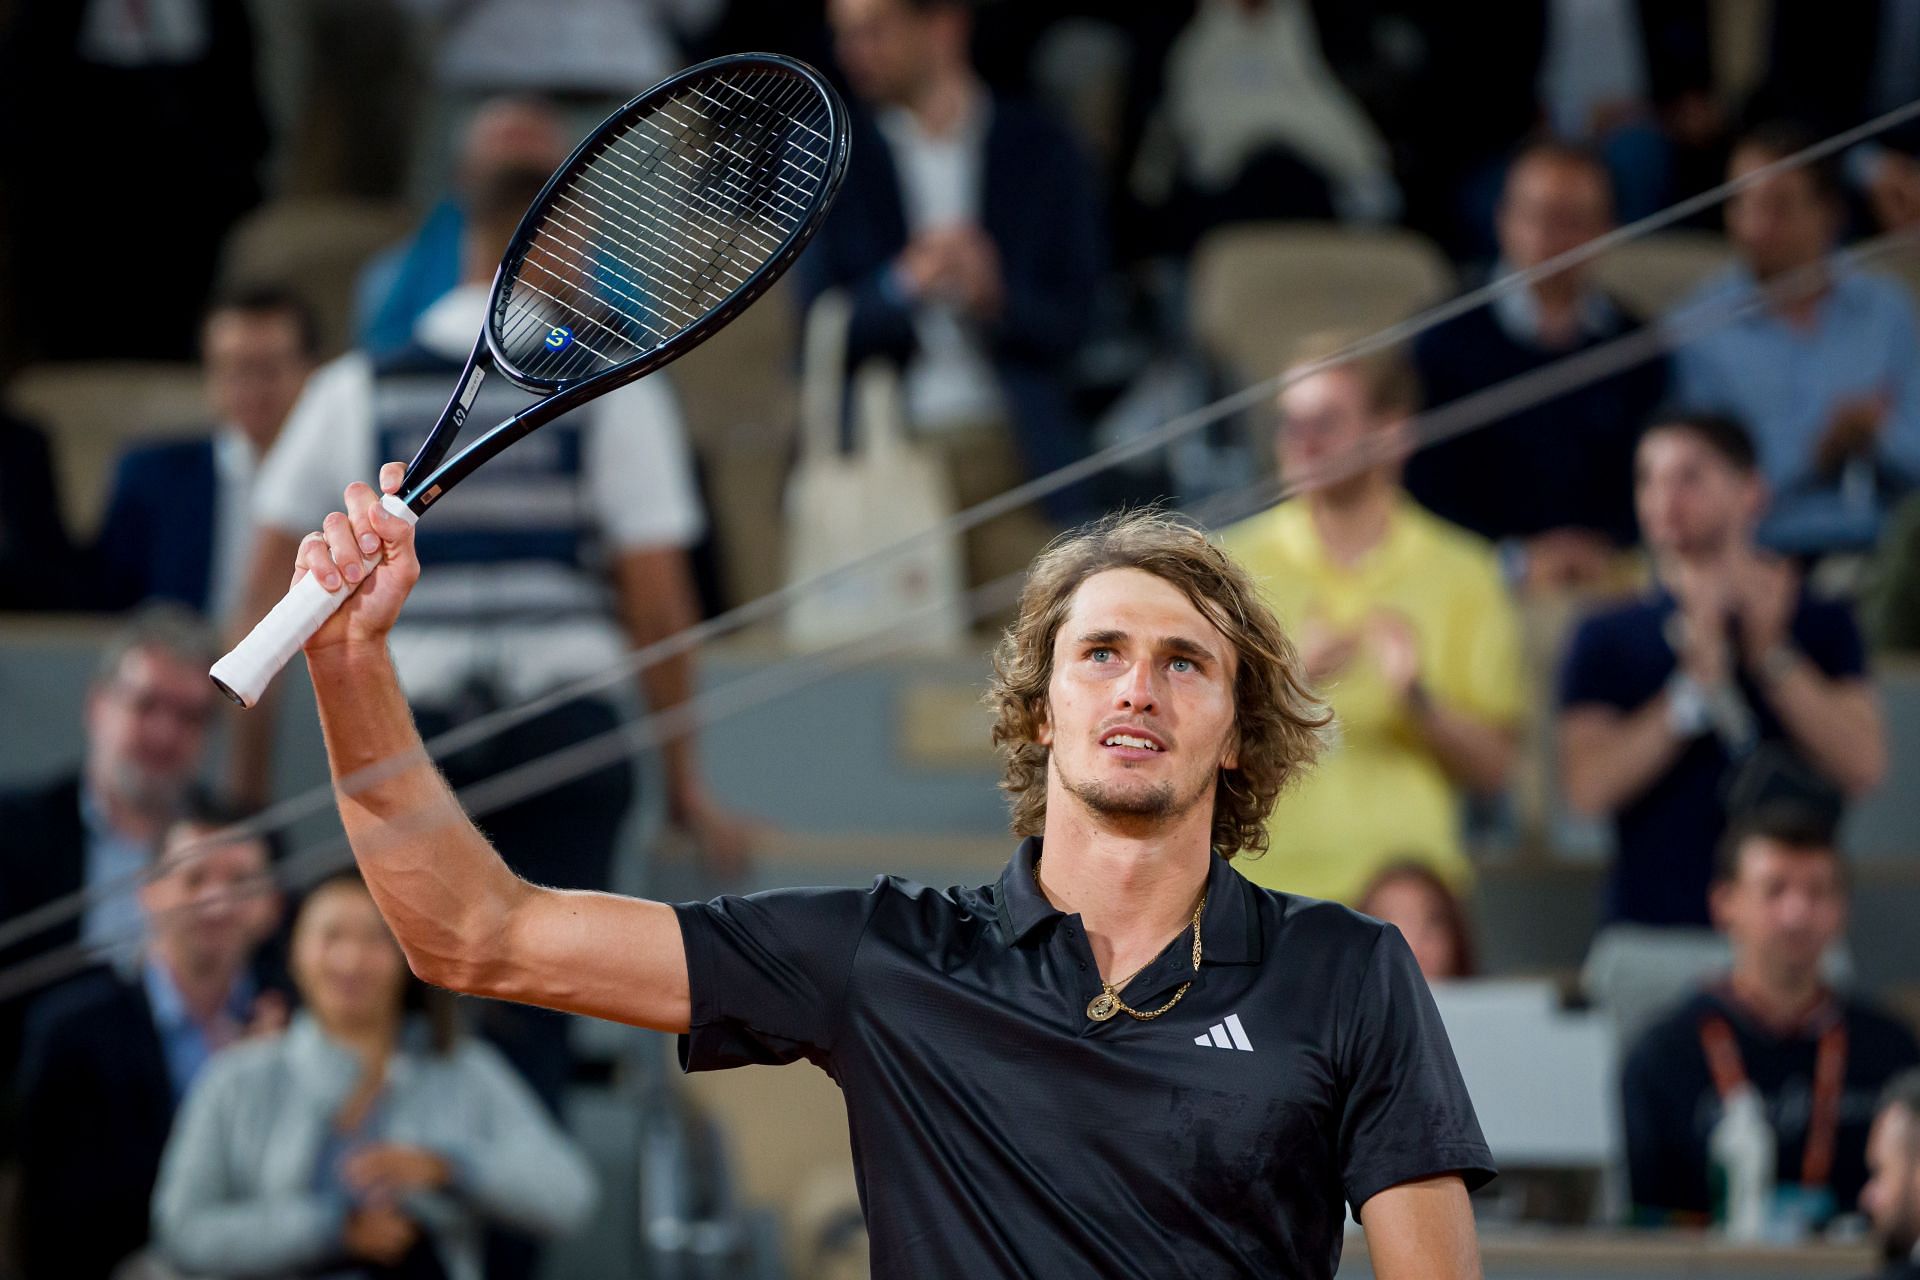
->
<box><xmin>1726</xmin><ymin>146</ymin><xmax>1839</xmax><ymax>280</ymax></box>
<box><xmin>85</xmin><ymin>648</ymin><xmax>216</xmax><ymax>813</ymax></box>
<box><xmin>1038</xmin><ymin>568</ymin><xmax>1239</xmax><ymax>831</ymax></box>
<box><xmin>1711</xmin><ymin>840</ymin><xmax>1847</xmax><ymax>984</ymax></box>
<box><xmin>202</xmin><ymin>311</ymin><xmax>311</xmax><ymax>449</ymax></box>
<box><xmin>140</xmin><ymin>824</ymin><xmax>277</xmax><ymax>973</ymax></box>
<box><xmin>1496</xmin><ymin>154</ymin><xmax>1612</xmax><ymax>279</ymax></box>
<box><xmin>1276</xmin><ymin>368</ymin><xmax>1396</xmax><ymax>497</ymax></box>
<box><xmin>829</xmin><ymin>0</ymin><xmax>937</xmax><ymax>107</ymax></box>
<box><xmin>1861</xmin><ymin>1105</ymin><xmax>1920</xmax><ymax>1260</ymax></box>
<box><xmin>1633</xmin><ymin>428</ymin><xmax>1759</xmax><ymax>557</ymax></box>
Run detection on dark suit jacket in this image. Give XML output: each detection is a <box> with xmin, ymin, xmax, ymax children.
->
<box><xmin>0</xmin><ymin>773</ymin><xmax>86</xmax><ymax>1102</ymax></box>
<box><xmin>92</xmin><ymin>437</ymin><xmax>220</xmax><ymax>614</ymax></box>
<box><xmin>795</xmin><ymin>98</ymin><xmax>1106</xmax><ymax>519</ymax></box>
<box><xmin>0</xmin><ymin>411</ymin><xmax>78</xmax><ymax>611</ymax></box>
<box><xmin>12</xmin><ymin>967</ymin><xmax>174</xmax><ymax>1280</ymax></box>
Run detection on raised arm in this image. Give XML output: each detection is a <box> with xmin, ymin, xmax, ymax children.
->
<box><xmin>297</xmin><ymin>464</ymin><xmax>692</xmax><ymax>1032</ymax></box>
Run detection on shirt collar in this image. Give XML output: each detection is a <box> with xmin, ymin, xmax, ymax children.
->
<box><xmin>1489</xmin><ymin>263</ymin><xmax>1615</xmax><ymax>347</ymax></box>
<box><xmin>142</xmin><ymin>955</ymin><xmax>254</xmax><ymax>1032</ymax></box>
<box><xmin>996</xmin><ymin>836</ymin><xmax>1264</xmax><ymax>964</ymax></box>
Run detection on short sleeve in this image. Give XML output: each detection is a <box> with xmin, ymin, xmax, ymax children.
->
<box><xmin>1557</xmin><ymin>613</ymin><xmax>1633</xmax><ymax>710</ymax></box>
<box><xmin>252</xmin><ymin>354</ymin><xmax>376</xmax><ymax>534</ymax></box>
<box><xmin>1793</xmin><ymin>598</ymin><xmax>1868</xmax><ymax>681</ymax></box>
<box><xmin>1337</xmin><ymin>925</ymin><xmax>1496</xmax><ymax>1217</ymax></box>
<box><xmin>673</xmin><ymin>879</ymin><xmax>886</xmax><ymax>1073</ymax></box>
<box><xmin>584</xmin><ymin>375</ymin><xmax>707</xmax><ymax>550</ymax></box>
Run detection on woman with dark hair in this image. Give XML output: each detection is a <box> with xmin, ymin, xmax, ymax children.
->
<box><xmin>152</xmin><ymin>871</ymin><xmax>595</xmax><ymax>1280</ymax></box>
<box><xmin>1357</xmin><ymin>862</ymin><xmax>1479</xmax><ymax>983</ymax></box>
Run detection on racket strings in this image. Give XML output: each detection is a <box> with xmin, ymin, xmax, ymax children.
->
<box><xmin>495</xmin><ymin>67</ymin><xmax>834</xmax><ymax>385</ymax></box>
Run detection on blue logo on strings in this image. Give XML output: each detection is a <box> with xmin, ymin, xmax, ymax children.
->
<box><xmin>545</xmin><ymin>326</ymin><xmax>573</xmax><ymax>351</ymax></box>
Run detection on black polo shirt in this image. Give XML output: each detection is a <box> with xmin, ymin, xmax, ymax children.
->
<box><xmin>674</xmin><ymin>839</ymin><xmax>1496</xmax><ymax>1278</ymax></box>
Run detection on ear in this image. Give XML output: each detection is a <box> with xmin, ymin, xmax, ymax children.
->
<box><xmin>1708</xmin><ymin>880</ymin><xmax>1734</xmax><ymax>932</ymax></box>
<box><xmin>1034</xmin><ymin>700</ymin><xmax>1052</xmax><ymax>748</ymax></box>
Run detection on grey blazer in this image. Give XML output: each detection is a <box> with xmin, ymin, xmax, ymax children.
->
<box><xmin>151</xmin><ymin>1013</ymin><xmax>597</xmax><ymax>1280</ymax></box>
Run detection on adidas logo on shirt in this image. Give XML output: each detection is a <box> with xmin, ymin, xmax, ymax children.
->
<box><xmin>1194</xmin><ymin>1013</ymin><xmax>1254</xmax><ymax>1052</ymax></box>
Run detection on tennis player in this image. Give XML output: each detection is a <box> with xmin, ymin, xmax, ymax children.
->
<box><xmin>300</xmin><ymin>468</ymin><xmax>1494</xmax><ymax>1278</ymax></box>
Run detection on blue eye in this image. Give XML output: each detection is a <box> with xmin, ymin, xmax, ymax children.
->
<box><xmin>1171</xmin><ymin>657</ymin><xmax>1194</xmax><ymax>673</ymax></box>
<box><xmin>1089</xmin><ymin>647</ymin><xmax>1113</xmax><ymax>663</ymax></box>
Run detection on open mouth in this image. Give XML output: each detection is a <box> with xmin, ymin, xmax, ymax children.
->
<box><xmin>1100</xmin><ymin>730</ymin><xmax>1165</xmax><ymax>758</ymax></box>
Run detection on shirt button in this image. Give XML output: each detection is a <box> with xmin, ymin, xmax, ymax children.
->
<box><xmin>1077</xmin><ymin>962</ymin><xmax>1087</xmax><ymax>971</ymax></box>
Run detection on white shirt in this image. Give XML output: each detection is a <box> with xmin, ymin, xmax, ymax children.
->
<box><xmin>1539</xmin><ymin>0</ymin><xmax>1649</xmax><ymax>141</ymax></box>
<box><xmin>209</xmin><ymin>427</ymin><xmax>258</xmax><ymax>624</ymax></box>
<box><xmin>253</xmin><ymin>284</ymin><xmax>706</xmax><ymax>705</ymax></box>
<box><xmin>876</xmin><ymin>101</ymin><xmax>1006</xmax><ymax>430</ymax></box>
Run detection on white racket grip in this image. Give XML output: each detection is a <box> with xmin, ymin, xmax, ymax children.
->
<box><xmin>210</xmin><ymin>494</ymin><xmax>418</xmax><ymax>708</ymax></box>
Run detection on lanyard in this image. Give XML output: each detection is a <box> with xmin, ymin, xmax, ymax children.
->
<box><xmin>1698</xmin><ymin>1010</ymin><xmax>1849</xmax><ymax>1189</ymax></box>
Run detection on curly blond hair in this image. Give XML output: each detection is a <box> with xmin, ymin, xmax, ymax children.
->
<box><xmin>986</xmin><ymin>510</ymin><xmax>1328</xmax><ymax>859</ymax></box>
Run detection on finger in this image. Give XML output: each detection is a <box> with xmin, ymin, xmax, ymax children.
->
<box><xmin>323</xmin><ymin>512</ymin><xmax>366</xmax><ymax>584</ymax></box>
<box><xmin>379</xmin><ymin>460</ymin><xmax>404</xmax><ymax>494</ymax></box>
<box><xmin>300</xmin><ymin>530</ymin><xmax>343</xmax><ymax>591</ymax></box>
<box><xmin>343</xmin><ymin>482</ymin><xmax>383</xmax><ymax>560</ymax></box>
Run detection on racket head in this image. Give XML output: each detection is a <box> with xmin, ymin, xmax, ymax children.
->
<box><xmin>483</xmin><ymin>53</ymin><xmax>849</xmax><ymax>395</ymax></box>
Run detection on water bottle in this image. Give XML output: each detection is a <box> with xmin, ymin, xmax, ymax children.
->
<box><xmin>1708</xmin><ymin>1084</ymin><xmax>1776</xmax><ymax>1241</ymax></box>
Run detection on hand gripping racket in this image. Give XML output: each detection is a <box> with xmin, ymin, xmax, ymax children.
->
<box><xmin>211</xmin><ymin>53</ymin><xmax>850</xmax><ymax>707</ymax></box>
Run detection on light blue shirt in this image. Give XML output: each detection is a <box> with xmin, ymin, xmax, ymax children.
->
<box><xmin>79</xmin><ymin>784</ymin><xmax>152</xmax><ymax>959</ymax></box>
<box><xmin>142</xmin><ymin>957</ymin><xmax>254</xmax><ymax>1103</ymax></box>
<box><xmin>1671</xmin><ymin>265</ymin><xmax>1920</xmax><ymax>553</ymax></box>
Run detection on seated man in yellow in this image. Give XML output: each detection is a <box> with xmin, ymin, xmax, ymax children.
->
<box><xmin>1220</xmin><ymin>334</ymin><xmax>1523</xmax><ymax>903</ymax></box>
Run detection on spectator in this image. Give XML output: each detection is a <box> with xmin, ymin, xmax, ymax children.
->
<box><xmin>803</xmin><ymin>0</ymin><xmax>1106</xmax><ymax>581</ymax></box>
<box><xmin>241</xmin><ymin>132</ymin><xmax>755</xmax><ymax>1124</ymax></box>
<box><xmin>1671</xmin><ymin>123</ymin><xmax>1920</xmax><ymax>556</ymax></box>
<box><xmin>1357</xmin><ymin>862</ymin><xmax>1478</xmax><ymax>982</ymax></box>
<box><xmin>91</xmin><ymin>288</ymin><xmax>320</xmax><ymax>618</ymax></box>
<box><xmin>0</xmin><ymin>407</ymin><xmax>79</xmax><ymax>611</ymax></box>
<box><xmin>1862</xmin><ymin>1069</ymin><xmax>1920</xmax><ymax>1278</ymax></box>
<box><xmin>152</xmin><ymin>870</ymin><xmax>595</xmax><ymax>1280</ymax></box>
<box><xmin>1620</xmin><ymin>807</ymin><xmax>1920</xmax><ymax>1229</ymax></box>
<box><xmin>1558</xmin><ymin>413</ymin><xmax>1885</xmax><ymax>927</ymax></box>
<box><xmin>10</xmin><ymin>805</ymin><xmax>283</xmax><ymax>1280</ymax></box>
<box><xmin>1220</xmin><ymin>334</ymin><xmax>1522</xmax><ymax>905</ymax></box>
<box><xmin>356</xmin><ymin>97</ymin><xmax>575</xmax><ymax>361</ymax></box>
<box><xmin>1142</xmin><ymin>0</ymin><xmax>1400</xmax><ymax>238</ymax></box>
<box><xmin>1408</xmin><ymin>140</ymin><xmax>1669</xmax><ymax>591</ymax></box>
<box><xmin>0</xmin><ymin>606</ymin><xmax>218</xmax><ymax>1084</ymax></box>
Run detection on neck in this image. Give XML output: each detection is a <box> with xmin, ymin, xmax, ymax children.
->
<box><xmin>904</xmin><ymin>69</ymin><xmax>978</xmax><ymax>138</ymax></box>
<box><xmin>1759</xmin><ymin>259</ymin><xmax>1831</xmax><ymax>325</ymax></box>
<box><xmin>86</xmin><ymin>767</ymin><xmax>169</xmax><ymax>844</ymax></box>
<box><xmin>325</xmin><ymin>1012</ymin><xmax>401</xmax><ymax>1066</ymax></box>
<box><xmin>152</xmin><ymin>946</ymin><xmax>243</xmax><ymax>1024</ymax></box>
<box><xmin>1307</xmin><ymin>479</ymin><xmax>1397</xmax><ymax>566</ymax></box>
<box><xmin>1036</xmin><ymin>795</ymin><xmax>1214</xmax><ymax>982</ymax></box>
<box><xmin>1729</xmin><ymin>962</ymin><xmax>1827</xmax><ymax>1031</ymax></box>
<box><xmin>1529</xmin><ymin>278</ymin><xmax>1585</xmax><ymax>347</ymax></box>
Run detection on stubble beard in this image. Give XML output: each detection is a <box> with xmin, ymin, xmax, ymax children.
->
<box><xmin>1057</xmin><ymin>755</ymin><xmax>1214</xmax><ymax>828</ymax></box>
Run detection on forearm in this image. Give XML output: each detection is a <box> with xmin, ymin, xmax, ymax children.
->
<box><xmin>1560</xmin><ymin>700</ymin><xmax>1690</xmax><ymax>815</ymax></box>
<box><xmin>1411</xmin><ymin>695</ymin><xmax>1516</xmax><ymax>795</ymax></box>
<box><xmin>1762</xmin><ymin>665</ymin><xmax>1886</xmax><ymax>794</ymax></box>
<box><xmin>308</xmin><ymin>642</ymin><xmax>531</xmax><ymax>992</ymax></box>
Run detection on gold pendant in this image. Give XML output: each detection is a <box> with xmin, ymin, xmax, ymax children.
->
<box><xmin>1087</xmin><ymin>991</ymin><xmax>1120</xmax><ymax>1022</ymax></box>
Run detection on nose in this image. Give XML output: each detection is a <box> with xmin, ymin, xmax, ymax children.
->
<box><xmin>1115</xmin><ymin>658</ymin><xmax>1158</xmax><ymax>715</ymax></box>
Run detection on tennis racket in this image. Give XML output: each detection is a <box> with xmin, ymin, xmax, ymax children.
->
<box><xmin>212</xmin><ymin>53</ymin><xmax>850</xmax><ymax>707</ymax></box>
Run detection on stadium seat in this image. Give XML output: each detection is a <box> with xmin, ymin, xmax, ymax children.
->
<box><xmin>5</xmin><ymin>362</ymin><xmax>206</xmax><ymax>537</ymax></box>
<box><xmin>1588</xmin><ymin>230</ymin><xmax>1733</xmax><ymax>319</ymax></box>
<box><xmin>1188</xmin><ymin>223</ymin><xmax>1455</xmax><ymax>386</ymax></box>
<box><xmin>217</xmin><ymin>197</ymin><xmax>417</xmax><ymax>357</ymax></box>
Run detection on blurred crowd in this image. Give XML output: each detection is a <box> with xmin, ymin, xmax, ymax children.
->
<box><xmin>6</xmin><ymin>0</ymin><xmax>1920</xmax><ymax>1276</ymax></box>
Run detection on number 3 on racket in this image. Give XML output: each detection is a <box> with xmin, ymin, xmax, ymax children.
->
<box><xmin>211</xmin><ymin>53</ymin><xmax>850</xmax><ymax>707</ymax></box>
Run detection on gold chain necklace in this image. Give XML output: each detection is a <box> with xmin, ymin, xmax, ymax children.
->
<box><xmin>1033</xmin><ymin>858</ymin><xmax>1207</xmax><ymax>1023</ymax></box>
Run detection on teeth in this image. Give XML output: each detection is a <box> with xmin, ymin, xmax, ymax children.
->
<box><xmin>1104</xmin><ymin>734</ymin><xmax>1160</xmax><ymax>751</ymax></box>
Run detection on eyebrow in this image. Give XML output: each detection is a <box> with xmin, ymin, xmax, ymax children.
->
<box><xmin>1075</xmin><ymin>629</ymin><xmax>1222</xmax><ymax>667</ymax></box>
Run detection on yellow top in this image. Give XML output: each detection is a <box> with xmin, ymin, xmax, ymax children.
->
<box><xmin>1219</xmin><ymin>497</ymin><xmax>1523</xmax><ymax>904</ymax></box>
